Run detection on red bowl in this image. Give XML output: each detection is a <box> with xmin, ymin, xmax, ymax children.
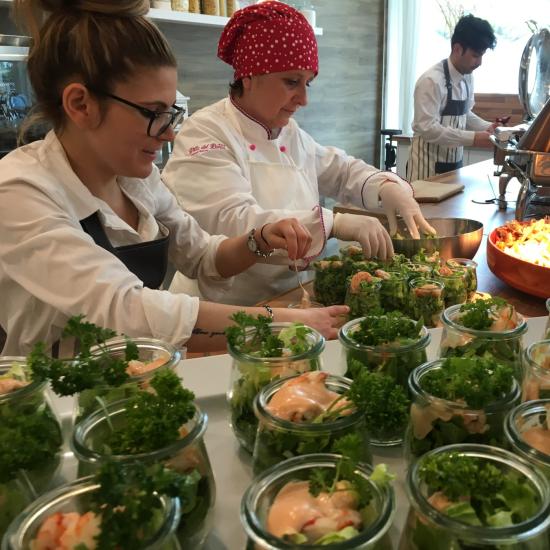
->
<box><xmin>487</xmin><ymin>228</ymin><xmax>550</xmax><ymax>299</ymax></box>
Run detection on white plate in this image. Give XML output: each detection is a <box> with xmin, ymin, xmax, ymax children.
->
<box><xmin>49</xmin><ymin>317</ymin><xmax>548</xmax><ymax>549</ymax></box>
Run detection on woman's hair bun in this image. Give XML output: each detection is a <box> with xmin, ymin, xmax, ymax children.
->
<box><xmin>37</xmin><ymin>0</ymin><xmax>150</xmax><ymax>17</ymax></box>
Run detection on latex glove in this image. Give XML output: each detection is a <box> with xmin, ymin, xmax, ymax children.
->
<box><xmin>379</xmin><ymin>183</ymin><xmax>436</xmax><ymax>239</ymax></box>
<box><xmin>332</xmin><ymin>213</ymin><xmax>393</xmax><ymax>260</ymax></box>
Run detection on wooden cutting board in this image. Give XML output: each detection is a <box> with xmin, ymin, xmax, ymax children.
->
<box><xmin>411</xmin><ymin>180</ymin><xmax>465</xmax><ymax>202</ymax></box>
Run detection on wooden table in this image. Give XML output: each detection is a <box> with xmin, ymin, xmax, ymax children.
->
<box><xmin>265</xmin><ymin>159</ymin><xmax>549</xmax><ymax>317</ymax></box>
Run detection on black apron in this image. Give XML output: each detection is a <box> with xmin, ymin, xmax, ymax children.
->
<box><xmin>80</xmin><ymin>211</ymin><xmax>169</xmax><ymax>290</ymax></box>
<box><xmin>407</xmin><ymin>59</ymin><xmax>470</xmax><ymax>180</ymax></box>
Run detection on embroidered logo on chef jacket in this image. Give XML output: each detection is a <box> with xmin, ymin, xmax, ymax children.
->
<box><xmin>188</xmin><ymin>143</ymin><xmax>227</xmax><ymax>157</ymax></box>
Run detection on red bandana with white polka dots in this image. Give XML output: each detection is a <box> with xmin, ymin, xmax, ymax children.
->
<box><xmin>218</xmin><ymin>0</ymin><xmax>319</xmax><ymax>80</ymax></box>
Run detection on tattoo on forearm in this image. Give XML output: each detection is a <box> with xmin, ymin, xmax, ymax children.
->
<box><xmin>192</xmin><ymin>327</ymin><xmax>226</xmax><ymax>338</ymax></box>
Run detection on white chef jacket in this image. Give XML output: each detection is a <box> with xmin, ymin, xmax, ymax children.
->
<box><xmin>0</xmin><ymin>131</ymin><xmax>232</xmax><ymax>356</ymax></box>
<box><xmin>162</xmin><ymin>97</ymin><xmax>404</xmax><ymax>305</ymax></box>
<box><xmin>411</xmin><ymin>57</ymin><xmax>491</xmax><ymax>148</ymax></box>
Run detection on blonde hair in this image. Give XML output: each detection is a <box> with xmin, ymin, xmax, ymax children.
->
<box><xmin>13</xmin><ymin>0</ymin><xmax>177</xmax><ymax>139</ymax></box>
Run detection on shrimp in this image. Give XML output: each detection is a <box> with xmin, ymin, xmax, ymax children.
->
<box><xmin>31</xmin><ymin>512</ymin><xmax>101</xmax><ymax>550</ymax></box>
<box><xmin>438</xmin><ymin>265</ymin><xmax>453</xmax><ymax>276</ymax></box>
<box><xmin>349</xmin><ymin>271</ymin><xmax>372</xmax><ymax>293</ymax></box>
<box><xmin>490</xmin><ymin>304</ymin><xmax>518</xmax><ymax>331</ymax></box>
<box><xmin>126</xmin><ymin>354</ymin><xmax>170</xmax><ymax>377</ymax></box>
<box><xmin>413</xmin><ymin>283</ymin><xmax>442</xmax><ymax>298</ymax></box>
<box><xmin>374</xmin><ymin>269</ymin><xmax>391</xmax><ymax>280</ymax></box>
<box><xmin>0</xmin><ymin>377</ymin><xmax>28</xmax><ymax>395</ymax></box>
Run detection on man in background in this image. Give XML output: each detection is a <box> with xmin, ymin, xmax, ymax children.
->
<box><xmin>407</xmin><ymin>14</ymin><xmax>497</xmax><ymax>181</ymax></box>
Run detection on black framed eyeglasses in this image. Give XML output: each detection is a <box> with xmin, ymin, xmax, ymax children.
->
<box><xmin>89</xmin><ymin>89</ymin><xmax>185</xmax><ymax>138</ymax></box>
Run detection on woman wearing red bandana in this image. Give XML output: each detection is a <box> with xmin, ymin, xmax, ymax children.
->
<box><xmin>163</xmin><ymin>0</ymin><xmax>435</xmax><ymax>306</ymax></box>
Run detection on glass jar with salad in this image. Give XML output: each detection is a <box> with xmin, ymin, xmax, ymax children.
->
<box><xmin>403</xmin><ymin>263</ymin><xmax>434</xmax><ymax>282</ymax></box>
<box><xmin>252</xmin><ymin>372</ymin><xmax>372</xmax><ymax>475</ymax></box>
<box><xmin>241</xmin><ymin>454</ymin><xmax>396</xmax><ymax>549</ymax></box>
<box><xmin>344</xmin><ymin>272</ymin><xmax>382</xmax><ymax>319</ymax></box>
<box><xmin>338</xmin><ymin>313</ymin><xmax>429</xmax><ymax>445</ymax></box>
<box><xmin>411</xmin><ymin>248</ymin><xmax>441</xmax><ymax>268</ymax></box>
<box><xmin>399</xmin><ymin>444</ymin><xmax>550</xmax><ymax>550</ymax></box>
<box><xmin>522</xmin><ymin>340</ymin><xmax>550</xmax><ymax>401</ymax></box>
<box><xmin>504</xmin><ymin>399</ymin><xmax>550</xmax><ymax>480</ymax></box>
<box><xmin>2</xmin><ymin>463</ymin><xmax>183</xmax><ymax>550</ymax></box>
<box><xmin>312</xmin><ymin>256</ymin><xmax>347</xmax><ymax>305</ymax></box>
<box><xmin>226</xmin><ymin>314</ymin><xmax>324</xmax><ymax>453</ymax></box>
<box><xmin>433</xmin><ymin>265</ymin><xmax>468</xmax><ymax>307</ymax></box>
<box><xmin>71</xmin><ymin>370</ymin><xmax>215</xmax><ymax>549</ymax></box>
<box><xmin>440</xmin><ymin>299</ymin><xmax>527</xmax><ymax>382</ymax></box>
<box><xmin>75</xmin><ymin>337</ymin><xmax>181</xmax><ymax>422</ymax></box>
<box><xmin>446</xmin><ymin>258</ymin><xmax>478</xmax><ymax>300</ymax></box>
<box><xmin>0</xmin><ymin>358</ymin><xmax>63</xmax><ymax>540</ymax></box>
<box><xmin>405</xmin><ymin>357</ymin><xmax>520</xmax><ymax>461</ymax></box>
<box><xmin>374</xmin><ymin>269</ymin><xmax>409</xmax><ymax>313</ymax></box>
<box><xmin>408</xmin><ymin>278</ymin><xmax>445</xmax><ymax>328</ymax></box>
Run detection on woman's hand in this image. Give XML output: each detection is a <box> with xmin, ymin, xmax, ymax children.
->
<box><xmin>261</xmin><ymin>218</ymin><xmax>313</xmax><ymax>260</ymax></box>
<box><xmin>379</xmin><ymin>182</ymin><xmax>436</xmax><ymax>239</ymax></box>
<box><xmin>284</xmin><ymin>305</ymin><xmax>349</xmax><ymax>340</ymax></box>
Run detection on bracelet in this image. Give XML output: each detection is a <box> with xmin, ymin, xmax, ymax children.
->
<box><xmin>260</xmin><ymin>224</ymin><xmax>271</xmax><ymax>247</ymax></box>
<box><xmin>263</xmin><ymin>304</ymin><xmax>274</xmax><ymax>319</ymax></box>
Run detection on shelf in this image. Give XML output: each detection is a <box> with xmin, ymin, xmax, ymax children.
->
<box><xmin>0</xmin><ymin>1</ymin><xmax>322</xmax><ymax>35</ymax></box>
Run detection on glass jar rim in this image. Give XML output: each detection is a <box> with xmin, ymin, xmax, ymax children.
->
<box><xmin>0</xmin><ymin>357</ymin><xmax>47</xmax><ymax>403</ymax></box>
<box><xmin>408</xmin><ymin>277</ymin><xmax>444</xmax><ymax>290</ymax></box>
<box><xmin>71</xmin><ymin>399</ymin><xmax>207</xmax><ymax>464</ymax></box>
<box><xmin>338</xmin><ymin>316</ymin><xmax>431</xmax><ymax>354</ymax></box>
<box><xmin>407</xmin><ymin>444</ymin><xmax>550</xmax><ymax>543</ymax></box>
<box><xmin>524</xmin><ymin>339</ymin><xmax>550</xmax><ymax>375</ymax></box>
<box><xmin>253</xmin><ymin>373</ymin><xmax>362</xmax><ymax>432</ymax></box>
<box><xmin>504</xmin><ymin>399</ymin><xmax>550</xmax><ymax>466</ymax></box>
<box><xmin>447</xmin><ymin>258</ymin><xmax>478</xmax><ymax>268</ymax></box>
<box><xmin>546</xmin><ymin>298</ymin><xmax>550</xmax><ymax>313</ymax></box>
<box><xmin>442</xmin><ymin>303</ymin><xmax>528</xmax><ymax>338</ymax></box>
<box><xmin>227</xmin><ymin>322</ymin><xmax>325</xmax><ymax>364</ymax></box>
<box><xmin>409</xmin><ymin>358</ymin><xmax>520</xmax><ymax>412</ymax></box>
<box><xmin>90</xmin><ymin>337</ymin><xmax>182</xmax><ymax>381</ymax></box>
<box><xmin>241</xmin><ymin>453</ymin><xmax>395</xmax><ymax>549</ymax></box>
<box><xmin>2</xmin><ymin>476</ymin><xmax>180</xmax><ymax>549</ymax></box>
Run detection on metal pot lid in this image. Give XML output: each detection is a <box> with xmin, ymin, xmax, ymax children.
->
<box><xmin>518</xmin><ymin>28</ymin><xmax>550</xmax><ymax>120</ymax></box>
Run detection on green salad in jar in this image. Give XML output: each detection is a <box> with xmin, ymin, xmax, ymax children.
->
<box><xmin>434</xmin><ymin>265</ymin><xmax>468</xmax><ymax>307</ymax></box>
<box><xmin>406</xmin><ymin>356</ymin><xmax>519</xmax><ymax>460</ymax></box>
<box><xmin>226</xmin><ymin>313</ymin><xmax>324</xmax><ymax>453</ymax></box>
<box><xmin>409</xmin><ymin>278</ymin><xmax>445</xmax><ymax>328</ymax></box>
<box><xmin>251</xmin><ymin>372</ymin><xmax>373</xmax><ymax>474</ymax></box>
<box><xmin>344</xmin><ymin>271</ymin><xmax>383</xmax><ymax>319</ymax></box>
<box><xmin>312</xmin><ymin>256</ymin><xmax>347</xmax><ymax>305</ymax></box>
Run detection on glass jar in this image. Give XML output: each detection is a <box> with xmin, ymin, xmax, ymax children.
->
<box><xmin>252</xmin><ymin>374</ymin><xmax>372</xmax><ymax>475</ymax></box>
<box><xmin>405</xmin><ymin>359</ymin><xmax>520</xmax><ymax>462</ymax></box>
<box><xmin>242</xmin><ymin>454</ymin><xmax>395</xmax><ymax>550</ymax></box>
<box><xmin>403</xmin><ymin>263</ymin><xmax>433</xmax><ymax>282</ymax></box>
<box><xmin>312</xmin><ymin>257</ymin><xmax>347</xmax><ymax>305</ymax></box>
<box><xmin>75</xmin><ymin>337</ymin><xmax>181</xmax><ymax>423</ymax></box>
<box><xmin>344</xmin><ymin>277</ymin><xmax>382</xmax><ymax>320</ymax></box>
<box><xmin>399</xmin><ymin>444</ymin><xmax>550</xmax><ymax>549</ymax></box>
<box><xmin>0</xmin><ymin>357</ymin><xmax>63</xmax><ymax>539</ymax></box>
<box><xmin>227</xmin><ymin>323</ymin><xmax>324</xmax><ymax>453</ymax></box>
<box><xmin>433</xmin><ymin>267</ymin><xmax>468</xmax><ymax>307</ymax></box>
<box><xmin>447</xmin><ymin>258</ymin><xmax>478</xmax><ymax>300</ymax></box>
<box><xmin>287</xmin><ymin>300</ymin><xmax>324</xmax><ymax>309</ymax></box>
<box><xmin>378</xmin><ymin>271</ymin><xmax>409</xmax><ymax>313</ymax></box>
<box><xmin>522</xmin><ymin>340</ymin><xmax>550</xmax><ymax>401</ymax></box>
<box><xmin>504</xmin><ymin>399</ymin><xmax>550</xmax><ymax>479</ymax></box>
<box><xmin>72</xmin><ymin>400</ymin><xmax>215</xmax><ymax>548</ymax></box>
<box><xmin>2</xmin><ymin>477</ymin><xmax>181</xmax><ymax>550</ymax></box>
<box><xmin>408</xmin><ymin>278</ymin><xmax>445</xmax><ymax>328</ymax></box>
<box><xmin>440</xmin><ymin>304</ymin><xmax>527</xmax><ymax>381</ymax></box>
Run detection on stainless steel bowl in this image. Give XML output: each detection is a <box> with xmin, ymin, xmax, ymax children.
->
<box><xmin>383</xmin><ymin>217</ymin><xmax>483</xmax><ymax>259</ymax></box>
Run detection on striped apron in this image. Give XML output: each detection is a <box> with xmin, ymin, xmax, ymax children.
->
<box><xmin>407</xmin><ymin>59</ymin><xmax>469</xmax><ymax>181</ymax></box>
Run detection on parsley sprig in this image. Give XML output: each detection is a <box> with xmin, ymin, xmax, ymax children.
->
<box><xmin>28</xmin><ymin>315</ymin><xmax>136</xmax><ymax>396</ymax></box>
<box><xmin>225</xmin><ymin>312</ymin><xmax>313</xmax><ymax>357</ymax></box>
<box><xmin>349</xmin><ymin>312</ymin><xmax>424</xmax><ymax>347</ymax></box>
<box><xmin>421</xmin><ymin>356</ymin><xmax>514</xmax><ymax>409</ymax></box>
<box><xmin>419</xmin><ymin>452</ymin><xmax>539</xmax><ymax>526</ymax></box>
<box><xmin>457</xmin><ymin>297</ymin><xmax>509</xmax><ymax>330</ymax></box>
<box><xmin>106</xmin><ymin>369</ymin><xmax>196</xmax><ymax>454</ymax></box>
<box><xmin>89</xmin><ymin>461</ymin><xmax>200</xmax><ymax>549</ymax></box>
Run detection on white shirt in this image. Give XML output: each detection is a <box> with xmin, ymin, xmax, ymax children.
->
<box><xmin>0</xmin><ymin>131</ymin><xmax>231</xmax><ymax>355</ymax></box>
<box><xmin>162</xmin><ymin>97</ymin><xmax>404</xmax><ymax>305</ymax></box>
<box><xmin>411</xmin><ymin>57</ymin><xmax>491</xmax><ymax>147</ymax></box>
